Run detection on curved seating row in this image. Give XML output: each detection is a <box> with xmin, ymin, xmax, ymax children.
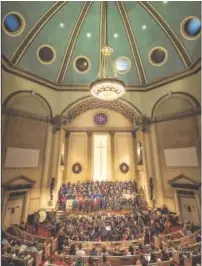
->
<box><xmin>12</xmin><ymin>225</ymin><xmax>57</xmax><ymax>252</ymax></box>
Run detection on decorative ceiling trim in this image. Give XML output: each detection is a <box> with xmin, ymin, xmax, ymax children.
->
<box><xmin>62</xmin><ymin>96</ymin><xmax>141</xmax><ymax>123</ymax></box>
<box><xmin>2</xmin><ymin>106</ymin><xmax>52</xmax><ymax>123</ymax></box>
<box><xmin>10</xmin><ymin>1</ymin><xmax>67</xmax><ymax>65</ymax></box>
<box><xmin>2</xmin><ymin>55</ymin><xmax>200</xmax><ymax>92</ymax></box>
<box><xmin>116</xmin><ymin>1</ymin><xmax>147</xmax><ymax>85</ymax></box>
<box><xmin>99</xmin><ymin>1</ymin><xmax>107</xmax><ymax>78</ymax></box>
<box><xmin>56</xmin><ymin>1</ymin><xmax>92</xmax><ymax>84</ymax></box>
<box><xmin>62</xmin><ymin>95</ymin><xmax>142</xmax><ymax>115</ymax></box>
<box><xmin>139</xmin><ymin>1</ymin><xmax>192</xmax><ymax>67</ymax></box>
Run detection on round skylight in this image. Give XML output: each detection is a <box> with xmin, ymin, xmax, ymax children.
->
<box><xmin>37</xmin><ymin>45</ymin><xmax>56</xmax><ymax>64</ymax></box>
<box><xmin>115</xmin><ymin>57</ymin><xmax>131</xmax><ymax>74</ymax></box>
<box><xmin>181</xmin><ymin>17</ymin><xmax>201</xmax><ymax>40</ymax></box>
<box><xmin>149</xmin><ymin>47</ymin><xmax>168</xmax><ymax>66</ymax></box>
<box><xmin>3</xmin><ymin>12</ymin><xmax>25</xmax><ymax>36</ymax></box>
<box><xmin>74</xmin><ymin>56</ymin><xmax>91</xmax><ymax>74</ymax></box>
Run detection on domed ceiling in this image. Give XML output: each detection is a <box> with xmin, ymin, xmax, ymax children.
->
<box><xmin>2</xmin><ymin>1</ymin><xmax>201</xmax><ymax>91</ymax></box>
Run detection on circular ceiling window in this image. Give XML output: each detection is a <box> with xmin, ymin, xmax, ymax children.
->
<box><xmin>181</xmin><ymin>17</ymin><xmax>201</xmax><ymax>40</ymax></box>
<box><xmin>74</xmin><ymin>56</ymin><xmax>91</xmax><ymax>74</ymax></box>
<box><xmin>94</xmin><ymin>113</ymin><xmax>108</xmax><ymax>126</ymax></box>
<box><xmin>115</xmin><ymin>57</ymin><xmax>131</xmax><ymax>74</ymax></box>
<box><xmin>149</xmin><ymin>47</ymin><xmax>168</xmax><ymax>66</ymax></box>
<box><xmin>37</xmin><ymin>45</ymin><xmax>56</xmax><ymax>64</ymax></box>
<box><xmin>3</xmin><ymin>12</ymin><xmax>25</xmax><ymax>37</ymax></box>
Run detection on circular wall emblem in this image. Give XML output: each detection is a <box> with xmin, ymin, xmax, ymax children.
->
<box><xmin>94</xmin><ymin>113</ymin><xmax>108</xmax><ymax>126</ymax></box>
<box><xmin>72</xmin><ymin>163</ymin><xmax>82</xmax><ymax>174</ymax></box>
<box><xmin>120</xmin><ymin>163</ymin><xmax>129</xmax><ymax>174</ymax></box>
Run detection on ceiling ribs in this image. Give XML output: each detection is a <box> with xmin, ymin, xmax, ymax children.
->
<box><xmin>98</xmin><ymin>2</ymin><xmax>107</xmax><ymax>79</ymax></box>
<box><xmin>139</xmin><ymin>1</ymin><xmax>192</xmax><ymax>68</ymax></box>
<box><xmin>56</xmin><ymin>2</ymin><xmax>92</xmax><ymax>84</ymax></box>
<box><xmin>10</xmin><ymin>1</ymin><xmax>67</xmax><ymax>65</ymax></box>
<box><xmin>116</xmin><ymin>1</ymin><xmax>147</xmax><ymax>85</ymax></box>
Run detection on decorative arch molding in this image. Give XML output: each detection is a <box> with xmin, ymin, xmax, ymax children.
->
<box><xmin>62</xmin><ymin>96</ymin><xmax>142</xmax><ymax>123</ymax></box>
<box><xmin>2</xmin><ymin>90</ymin><xmax>53</xmax><ymax>117</ymax></box>
<box><xmin>151</xmin><ymin>92</ymin><xmax>201</xmax><ymax>119</ymax></box>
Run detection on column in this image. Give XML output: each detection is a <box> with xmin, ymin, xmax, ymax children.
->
<box><xmin>150</xmin><ymin>124</ymin><xmax>164</xmax><ymax>206</ymax></box>
<box><xmin>143</xmin><ymin>130</ymin><xmax>154</xmax><ymax>205</ymax></box>
<box><xmin>2</xmin><ymin>113</ymin><xmax>8</xmax><ymax>142</ymax></box>
<box><xmin>2</xmin><ymin>190</ymin><xmax>9</xmax><ymax>229</ymax></box>
<box><xmin>109</xmin><ymin>132</ymin><xmax>115</xmax><ymax>181</ymax></box>
<box><xmin>48</xmin><ymin>127</ymin><xmax>62</xmax><ymax>207</ymax></box>
<box><xmin>63</xmin><ymin>132</ymin><xmax>70</xmax><ymax>182</ymax></box>
<box><xmin>87</xmin><ymin>132</ymin><xmax>93</xmax><ymax>180</ymax></box>
<box><xmin>40</xmin><ymin>123</ymin><xmax>53</xmax><ymax>208</ymax></box>
<box><xmin>132</xmin><ymin>132</ymin><xmax>138</xmax><ymax>180</ymax></box>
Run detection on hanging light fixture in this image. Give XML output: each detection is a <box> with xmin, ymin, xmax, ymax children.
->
<box><xmin>90</xmin><ymin>3</ymin><xmax>125</xmax><ymax>101</ymax></box>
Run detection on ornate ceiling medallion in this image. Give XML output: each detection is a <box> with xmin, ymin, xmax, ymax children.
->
<box><xmin>73</xmin><ymin>56</ymin><xmax>91</xmax><ymax>74</ymax></box>
<box><xmin>3</xmin><ymin>12</ymin><xmax>25</xmax><ymax>37</ymax></box>
<box><xmin>149</xmin><ymin>47</ymin><xmax>168</xmax><ymax>66</ymax></box>
<box><xmin>181</xmin><ymin>16</ymin><xmax>201</xmax><ymax>40</ymax></box>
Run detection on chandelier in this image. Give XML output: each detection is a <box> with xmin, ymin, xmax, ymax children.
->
<box><xmin>90</xmin><ymin>44</ymin><xmax>125</xmax><ymax>101</ymax></box>
<box><xmin>90</xmin><ymin>4</ymin><xmax>125</xmax><ymax>101</ymax></box>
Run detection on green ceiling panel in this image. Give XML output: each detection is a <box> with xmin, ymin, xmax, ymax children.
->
<box><xmin>2</xmin><ymin>1</ymin><xmax>201</xmax><ymax>90</ymax></box>
<box><xmin>2</xmin><ymin>1</ymin><xmax>54</xmax><ymax>59</ymax></box>
<box><xmin>64</xmin><ymin>2</ymin><xmax>100</xmax><ymax>85</ymax></box>
<box><xmin>124</xmin><ymin>2</ymin><xmax>185</xmax><ymax>83</ymax></box>
<box><xmin>107</xmin><ymin>2</ymin><xmax>141</xmax><ymax>86</ymax></box>
<box><xmin>151</xmin><ymin>1</ymin><xmax>201</xmax><ymax>63</ymax></box>
<box><xmin>18</xmin><ymin>1</ymin><xmax>84</xmax><ymax>82</ymax></box>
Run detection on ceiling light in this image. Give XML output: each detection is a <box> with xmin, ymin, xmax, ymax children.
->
<box><xmin>163</xmin><ymin>0</ymin><xmax>169</xmax><ymax>4</ymax></box>
<box><xmin>86</xmin><ymin>32</ymin><xmax>91</xmax><ymax>38</ymax></box>
<box><xmin>59</xmin><ymin>22</ymin><xmax>65</xmax><ymax>28</ymax></box>
<box><xmin>113</xmin><ymin>33</ymin><xmax>119</xmax><ymax>38</ymax></box>
<box><xmin>142</xmin><ymin>25</ymin><xmax>147</xmax><ymax>30</ymax></box>
<box><xmin>90</xmin><ymin>44</ymin><xmax>125</xmax><ymax>101</ymax></box>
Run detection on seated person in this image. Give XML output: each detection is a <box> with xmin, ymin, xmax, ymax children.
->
<box><xmin>69</xmin><ymin>244</ymin><xmax>76</xmax><ymax>255</ymax></box>
<box><xmin>75</xmin><ymin>244</ymin><xmax>86</xmax><ymax>257</ymax></box>
<box><xmin>75</xmin><ymin>257</ymin><xmax>84</xmax><ymax>266</ymax></box>
<box><xmin>44</xmin><ymin>257</ymin><xmax>55</xmax><ymax>266</ymax></box>
<box><xmin>64</xmin><ymin>257</ymin><xmax>75</xmax><ymax>266</ymax></box>
<box><xmin>100</xmin><ymin>246</ymin><xmax>108</xmax><ymax>257</ymax></box>
<box><xmin>127</xmin><ymin>245</ymin><xmax>135</xmax><ymax>255</ymax></box>
<box><xmin>161</xmin><ymin>204</ymin><xmax>169</xmax><ymax>214</ymax></box>
<box><xmin>98</xmin><ymin>255</ymin><xmax>111</xmax><ymax>266</ymax></box>
<box><xmin>90</xmin><ymin>245</ymin><xmax>98</xmax><ymax>256</ymax></box>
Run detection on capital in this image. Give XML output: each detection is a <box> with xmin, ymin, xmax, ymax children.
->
<box><xmin>65</xmin><ymin>131</ymin><xmax>71</xmax><ymax>138</ymax></box>
<box><xmin>87</xmin><ymin>131</ymin><xmax>93</xmax><ymax>137</ymax></box>
<box><xmin>109</xmin><ymin>131</ymin><xmax>115</xmax><ymax>137</ymax></box>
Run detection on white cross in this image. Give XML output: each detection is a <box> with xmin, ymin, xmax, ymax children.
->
<box><xmin>96</xmin><ymin>142</ymin><xmax>105</xmax><ymax>178</ymax></box>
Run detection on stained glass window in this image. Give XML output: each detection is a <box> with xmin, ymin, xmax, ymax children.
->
<box><xmin>94</xmin><ymin>113</ymin><xmax>108</xmax><ymax>126</ymax></box>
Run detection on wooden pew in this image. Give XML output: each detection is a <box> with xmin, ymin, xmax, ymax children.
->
<box><xmin>2</xmin><ymin>255</ymin><xmax>34</xmax><ymax>266</ymax></box>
